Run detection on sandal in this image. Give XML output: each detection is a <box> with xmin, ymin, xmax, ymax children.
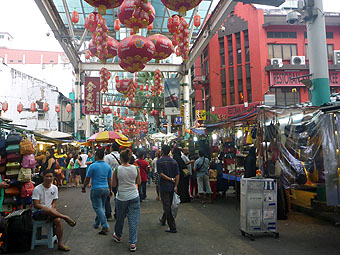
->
<box><xmin>58</xmin><ymin>245</ymin><xmax>71</xmax><ymax>252</ymax></box>
<box><xmin>65</xmin><ymin>218</ymin><xmax>76</xmax><ymax>227</ymax></box>
<box><xmin>130</xmin><ymin>244</ymin><xmax>136</xmax><ymax>252</ymax></box>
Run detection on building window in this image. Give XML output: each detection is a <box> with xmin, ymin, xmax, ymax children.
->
<box><xmin>204</xmin><ymin>49</ymin><xmax>208</xmax><ymax>59</ymax></box>
<box><xmin>268</xmin><ymin>44</ymin><xmax>297</xmax><ymax>59</ymax></box>
<box><xmin>229</xmin><ymin>67</ymin><xmax>235</xmax><ymax>105</ymax></box>
<box><xmin>272</xmin><ymin>87</ymin><xmax>300</xmax><ymax>106</ymax></box>
<box><xmin>237</xmin><ymin>49</ymin><xmax>242</xmax><ymax>64</ymax></box>
<box><xmin>221</xmin><ymin>52</ymin><xmax>225</xmax><ymax>67</ymax></box>
<box><xmin>267</xmin><ymin>31</ymin><xmax>297</xmax><ymax>38</ymax></box>
<box><xmin>0</xmin><ymin>35</ymin><xmax>4</xmax><ymax>39</ymax></box>
<box><xmin>244</xmin><ymin>30</ymin><xmax>249</xmax><ymax>46</ymax></box>
<box><xmin>236</xmin><ymin>32</ymin><xmax>241</xmax><ymax>46</ymax></box>
<box><xmin>229</xmin><ymin>50</ymin><xmax>233</xmax><ymax>66</ymax></box>
<box><xmin>305</xmin><ymin>44</ymin><xmax>334</xmax><ymax>60</ymax></box>
<box><xmin>246</xmin><ymin>78</ymin><xmax>252</xmax><ymax>103</ymax></box>
<box><xmin>304</xmin><ymin>32</ymin><xmax>333</xmax><ymax>39</ymax></box>
<box><xmin>245</xmin><ymin>47</ymin><xmax>250</xmax><ymax>62</ymax></box>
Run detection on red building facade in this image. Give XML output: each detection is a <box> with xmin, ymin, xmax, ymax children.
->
<box><xmin>193</xmin><ymin>3</ymin><xmax>340</xmax><ymax>120</ymax></box>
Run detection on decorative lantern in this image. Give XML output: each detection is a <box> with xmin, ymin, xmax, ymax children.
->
<box><xmin>72</xmin><ymin>10</ymin><xmax>79</xmax><ymax>24</ymax></box>
<box><xmin>17</xmin><ymin>102</ymin><xmax>23</xmax><ymax>113</ymax></box>
<box><xmin>118</xmin><ymin>0</ymin><xmax>155</xmax><ymax>33</ymax></box>
<box><xmin>102</xmin><ymin>106</ymin><xmax>113</xmax><ymax>114</ymax></box>
<box><xmin>55</xmin><ymin>104</ymin><xmax>61</xmax><ymax>113</ymax></box>
<box><xmin>30</xmin><ymin>102</ymin><xmax>36</xmax><ymax>113</ymax></box>
<box><xmin>114</xmin><ymin>111</ymin><xmax>117</xmax><ymax>116</ymax></box>
<box><xmin>115</xmin><ymin>75</ymin><xmax>119</xmax><ymax>83</ymax></box>
<box><xmin>117</xmin><ymin>108</ymin><xmax>121</xmax><ymax>115</ymax></box>
<box><xmin>118</xmin><ymin>35</ymin><xmax>155</xmax><ymax>68</ymax></box>
<box><xmin>143</xmin><ymin>109</ymin><xmax>146</xmax><ymax>115</ymax></box>
<box><xmin>114</xmin><ymin>19</ymin><xmax>121</xmax><ymax>31</ymax></box>
<box><xmin>43</xmin><ymin>102</ymin><xmax>49</xmax><ymax>112</ymax></box>
<box><xmin>116</xmin><ymin>78</ymin><xmax>131</xmax><ymax>96</ymax></box>
<box><xmin>2</xmin><ymin>101</ymin><xmax>8</xmax><ymax>112</ymax></box>
<box><xmin>119</xmin><ymin>60</ymin><xmax>145</xmax><ymax>73</ymax></box>
<box><xmin>140</xmin><ymin>85</ymin><xmax>143</xmax><ymax>91</ymax></box>
<box><xmin>66</xmin><ymin>103</ymin><xmax>72</xmax><ymax>113</ymax></box>
<box><xmin>100</xmin><ymin>67</ymin><xmax>111</xmax><ymax>93</ymax></box>
<box><xmin>145</xmin><ymin>84</ymin><xmax>149</xmax><ymax>91</ymax></box>
<box><xmin>84</xmin><ymin>0</ymin><xmax>124</xmax><ymax>15</ymax></box>
<box><xmin>194</xmin><ymin>14</ymin><xmax>201</xmax><ymax>28</ymax></box>
<box><xmin>85</xmin><ymin>50</ymin><xmax>91</xmax><ymax>60</ymax></box>
<box><xmin>148</xmin><ymin>23</ymin><xmax>154</xmax><ymax>31</ymax></box>
<box><xmin>85</xmin><ymin>13</ymin><xmax>98</xmax><ymax>33</ymax></box>
<box><xmin>148</xmin><ymin>34</ymin><xmax>174</xmax><ymax>62</ymax></box>
<box><xmin>160</xmin><ymin>0</ymin><xmax>203</xmax><ymax>16</ymax></box>
<box><xmin>125</xmin><ymin>108</ymin><xmax>128</xmax><ymax>115</ymax></box>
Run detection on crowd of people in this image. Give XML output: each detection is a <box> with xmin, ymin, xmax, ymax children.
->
<box><xmin>29</xmin><ymin>142</ymin><xmax>224</xmax><ymax>252</ymax></box>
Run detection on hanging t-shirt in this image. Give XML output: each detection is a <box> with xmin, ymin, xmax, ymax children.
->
<box><xmin>32</xmin><ymin>183</ymin><xmax>58</xmax><ymax>208</ymax></box>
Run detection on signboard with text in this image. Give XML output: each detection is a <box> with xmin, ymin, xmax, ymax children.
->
<box><xmin>84</xmin><ymin>77</ymin><xmax>101</xmax><ymax>115</ymax></box>
<box><xmin>164</xmin><ymin>78</ymin><xmax>180</xmax><ymax>115</ymax></box>
<box><xmin>212</xmin><ymin>102</ymin><xmax>261</xmax><ymax>121</ymax></box>
<box><xmin>196</xmin><ymin>110</ymin><xmax>207</xmax><ymax>120</ymax></box>
<box><xmin>270</xmin><ymin>71</ymin><xmax>340</xmax><ymax>87</ymax></box>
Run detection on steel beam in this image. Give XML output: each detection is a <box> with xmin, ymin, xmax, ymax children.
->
<box><xmin>62</xmin><ymin>0</ymin><xmax>75</xmax><ymax>39</ymax></box>
<box><xmin>185</xmin><ymin>0</ymin><xmax>237</xmax><ymax>71</ymax></box>
<box><xmin>80</xmin><ymin>62</ymin><xmax>183</xmax><ymax>73</ymax></box>
<box><xmin>34</xmin><ymin>0</ymin><xmax>80</xmax><ymax>71</ymax></box>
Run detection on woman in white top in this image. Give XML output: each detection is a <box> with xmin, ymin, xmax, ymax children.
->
<box><xmin>112</xmin><ymin>149</ymin><xmax>141</xmax><ymax>252</ymax></box>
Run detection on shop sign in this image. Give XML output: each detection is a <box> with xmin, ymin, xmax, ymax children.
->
<box><xmin>212</xmin><ymin>102</ymin><xmax>261</xmax><ymax>121</ymax></box>
<box><xmin>175</xmin><ymin>116</ymin><xmax>183</xmax><ymax>125</ymax></box>
<box><xmin>164</xmin><ymin>78</ymin><xmax>180</xmax><ymax>115</ymax></box>
<box><xmin>196</xmin><ymin>110</ymin><xmax>206</xmax><ymax>120</ymax></box>
<box><xmin>270</xmin><ymin>71</ymin><xmax>340</xmax><ymax>87</ymax></box>
<box><xmin>84</xmin><ymin>77</ymin><xmax>101</xmax><ymax>115</ymax></box>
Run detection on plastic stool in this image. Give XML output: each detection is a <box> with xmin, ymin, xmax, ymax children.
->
<box><xmin>31</xmin><ymin>220</ymin><xmax>58</xmax><ymax>250</ymax></box>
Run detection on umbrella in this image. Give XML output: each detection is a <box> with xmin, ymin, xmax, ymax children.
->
<box><xmin>88</xmin><ymin>131</ymin><xmax>128</xmax><ymax>142</ymax></box>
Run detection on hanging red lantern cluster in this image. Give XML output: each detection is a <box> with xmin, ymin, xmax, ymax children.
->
<box><xmin>17</xmin><ymin>102</ymin><xmax>23</xmax><ymax>114</ymax></box>
<box><xmin>148</xmin><ymin>34</ymin><xmax>174</xmax><ymax>62</ymax></box>
<box><xmin>127</xmin><ymin>79</ymin><xmax>136</xmax><ymax>103</ymax></box>
<box><xmin>161</xmin><ymin>0</ymin><xmax>202</xmax><ymax>16</ymax></box>
<box><xmin>84</xmin><ymin>0</ymin><xmax>124</xmax><ymax>15</ymax></box>
<box><xmin>100</xmin><ymin>67</ymin><xmax>111</xmax><ymax>93</ymax></box>
<box><xmin>2</xmin><ymin>101</ymin><xmax>8</xmax><ymax>112</ymax></box>
<box><xmin>125</xmin><ymin>117</ymin><xmax>135</xmax><ymax>126</ymax></box>
<box><xmin>72</xmin><ymin>10</ymin><xmax>79</xmax><ymax>24</ymax></box>
<box><xmin>118</xmin><ymin>0</ymin><xmax>155</xmax><ymax>33</ymax></box>
<box><xmin>118</xmin><ymin>35</ymin><xmax>155</xmax><ymax>73</ymax></box>
<box><xmin>116</xmin><ymin>78</ymin><xmax>131</xmax><ymax>97</ymax></box>
<box><xmin>125</xmin><ymin>108</ymin><xmax>129</xmax><ymax>115</ymax></box>
<box><xmin>84</xmin><ymin>13</ymin><xmax>97</xmax><ymax>33</ymax></box>
<box><xmin>30</xmin><ymin>102</ymin><xmax>36</xmax><ymax>113</ymax></box>
<box><xmin>169</xmin><ymin>16</ymin><xmax>190</xmax><ymax>61</ymax></box>
<box><xmin>152</xmin><ymin>69</ymin><xmax>163</xmax><ymax>96</ymax></box>
<box><xmin>102</xmin><ymin>107</ymin><xmax>113</xmax><ymax>114</ymax></box>
<box><xmin>150</xmin><ymin>110</ymin><xmax>159</xmax><ymax>116</ymax></box>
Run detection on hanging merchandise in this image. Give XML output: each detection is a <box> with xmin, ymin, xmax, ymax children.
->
<box><xmin>161</xmin><ymin>0</ymin><xmax>202</xmax><ymax>16</ymax></box>
<box><xmin>118</xmin><ymin>35</ymin><xmax>155</xmax><ymax>72</ymax></box>
<box><xmin>148</xmin><ymin>34</ymin><xmax>174</xmax><ymax>62</ymax></box>
<box><xmin>2</xmin><ymin>101</ymin><xmax>8</xmax><ymax>112</ymax></box>
<box><xmin>30</xmin><ymin>102</ymin><xmax>36</xmax><ymax>113</ymax></box>
<box><xmin>83</xmin><ymin>0</ymin><xmax>124</xmax><ymax>15</ymax></box>
<box><xmin>71</xmin><ymin>10</ymin><xmax>79</xmax><ymax>24</ymax></box>
<box><xmin>118</xmin><ymin>0</ymin><xmax>155</xmax><ymax>33</ymax></box>
<box><xmin>17</xmin><ymin>102</ymin><xmax>23</xmax><ymax>113</ymax></box>
<box><xmin>100</xmin><ymin>67</ymin><xmax>111</xmax><ymax>93</ymax></box>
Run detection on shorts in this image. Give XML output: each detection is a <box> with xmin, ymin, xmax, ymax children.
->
<box><xmin>197</xmin><ymin>175</ymin><xmax>213</xmax><ymax>195</ymax></box>
<box><xmin>74</xmin><ymin>168</ymin><xmax>81</xmax><ymax>176</ymax></box>
<box><xmin>33</xmin><ymin>209</ymin><xmax>48</xmax><ymax>221</ymax></box>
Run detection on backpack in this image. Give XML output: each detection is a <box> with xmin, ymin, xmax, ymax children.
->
<box><xmin>19</xmin><ymin>137</ymin><xmax>35</xmax><ymax>155</ymax></box>
<box><xmin>21</xmin><ymin>182</ymin><xmax>34</xmax><ymax>197</ymax></box>
<box><xmin>5</xmin><ymin>131</ymin><xmax>22</xmax><ymax>146</ymax></box>
<box><xmin>5</xmin><ymin>144</ymin><xmax>20</xmax><ymax>154</ymax></box>
<box><xmin>18</xmin><ymin>168</ymin><xmax>32</xmax><ymax>182</ymax></box>
<box><xmin>22</xmin><ymin>154</ymin><xmax>36</xmax><ymax>168</ymax></box>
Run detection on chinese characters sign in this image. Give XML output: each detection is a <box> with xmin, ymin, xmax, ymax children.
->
<box><xmin>84</xmin><ymin>77</ymin><xmax>101</xmax><ymax>115</ymax></box>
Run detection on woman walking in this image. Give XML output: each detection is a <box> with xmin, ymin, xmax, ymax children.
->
<box><xmin>173</xmin><ymin>148</ymin><xmax>191</xmax><ymax>203</ymax></box>
<box><xmin>112</xmin><ymin>149</ymin><xmax>141</xmax><ymax>252</ymax></box>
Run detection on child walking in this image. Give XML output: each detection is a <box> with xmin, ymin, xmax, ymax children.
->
<box><xmin>209</xmin><ymin>162</ymin><xmax>218</xmax><ymax>200</ymax></box>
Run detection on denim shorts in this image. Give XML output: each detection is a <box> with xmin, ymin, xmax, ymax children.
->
<box><xmin>33</xmin><ymin>210</ymin><xmax>48</xmax><ymax>221</ymax></box>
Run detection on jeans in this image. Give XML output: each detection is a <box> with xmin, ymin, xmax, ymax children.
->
<box><xmin>80</xmin><ymin>168</ymin><xmax>86</xmax><ymax>183</ymax></box>
<box><xmin>139</xmin><ymin>181</ymin><xmax>147</xmax><ymax>200</ymax></box>
<box><xmin>90</xmin><ymin>188</ymin><xmax>110</xmax><ymax>229</ymax></box>
<box><xmin>160</xmin><ymin>191</ymin><xmax>176</xmax><ymax>231</ymax></box>
<box><xmin>65</xmin><ymin>169</ymin><xmax>71</xmax><ymax>183</ymax></box>
<box><xmin>114</xmin><ymin>197</ymin><xmax>140</xmax><ymax>244</ymax></box>
<box><xmin>105</xmin><ymin>196</ymin><xmax>112</xmax><ymax>218</ymax></box>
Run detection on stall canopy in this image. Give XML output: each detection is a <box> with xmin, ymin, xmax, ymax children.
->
<box><xmin>35</xmin><ymin>130</ymin><xmax>74</xmax><ymax>139</ymax></box>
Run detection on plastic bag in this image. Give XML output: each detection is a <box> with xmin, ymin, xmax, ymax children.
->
<box><xmin>171</xmin><ymin>193</ymin><xmax>181</xmax><ymax>218</ymax></box>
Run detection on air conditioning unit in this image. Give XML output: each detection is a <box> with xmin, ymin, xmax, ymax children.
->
<box><xmin>334</xmin><ymin>50</ymin><xmax>340</xmax><ymax>65</ymax></box>
<box><xmin>271</xmin><ymin>58</ymin><xmax>283</xmax><ymax>67</ymax></box>
<box><xmin>291</xmin><ymin>56</ymin><xmax>306</xmax><ymax>65</ymax></box>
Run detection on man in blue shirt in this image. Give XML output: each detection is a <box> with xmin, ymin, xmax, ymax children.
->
<box><xmin>157</xmin><ymin>145</ymin><xmax>179</xmax><ymax>233</ymax></box>
<box><xmin>82</xmin><ymin>149</ymin><xmax>112</xmax><ymax>235</ymax></box>
<box><xmin>194</xmin><ymin>150</ymin><xmax>212</xmax><ymax>204</ymax></box>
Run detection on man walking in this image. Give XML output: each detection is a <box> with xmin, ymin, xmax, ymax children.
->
<box><xmin>82</xmin><ymin>149</ymin><xmax>113</xmax><ymax>235</ymax></box>
<box><xmin>104</xmin><ymin>143</ymin><xmax>121</xmax><ymax>220</ymax></box>
<box><xmin>79</xmin><ymin>149</ymin><xmax>88</xmax><ymax>184</ymax></box>
<box><xmin>194</xmin><ymin>150</ymin><xmax>212</xmax><ymax>204</ymax></box>
<box><xmin>157</xmin><ymin>145</ymin><xmax>179</xmax><ymax>233</ymax></box>
<box><xmin>136</xmin><ymin>152</ymin><xmax>150</xmax><ymax>201</ymax></box>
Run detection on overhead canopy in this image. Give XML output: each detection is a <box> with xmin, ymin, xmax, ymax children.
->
<box><xmin>35</xmin><ymin>130</ymin><xmax>74</xmax><ymax>139</ymax></box>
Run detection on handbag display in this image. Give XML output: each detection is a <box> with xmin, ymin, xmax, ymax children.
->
<box><xmin>0</xmin><ymin>135</ymin><xmax>5</xmax><ymax>150</ymax></box>
<box><xmin>0</xmin><ymin>165</ymin><xmax>6</xmax><ymax>173</ymax></box>
<box><xmin>5</xmin><ymin>131</ymin><xmax>22</xmax><ymax>145</ymax></box>
<box><xmin>5</xmin><ymin>186</ymin><xmax>20</xmax><ymax>196</ymax></box>
<box><xmin>6</xmin><ymin>168</ymin><xmax>20</xmax><ymax>178</ymax></box>
<box><xmin>0</xmin><ymin>155</ymin><xmax>6</xmax><ymax>165</ymax></box>
<box><xmin>21</xmin><ymin>182</ymin><xmax>34</xmax><ymax>197</ymax></box>
<box><xmin>6</xmin><ymin>152</ymin><xmax>21</xmax><ymax>162</ymax></box>
<box><xmin>6</xmin><ymin>144</ymin><xmax>20</xmax><ymax>154</ymax></box>
<box><xmin>22</xmin><ymin>154</ymin><xmax>36</xmax><ymax>168</ymax></box>
<box><xmin>18</xmin><ymin>168</ymin><xmax>32</xmax><ymax>182</ymax></box>
<box><xmin>19</xmin><ymin>137</ymin><xmax>35</xmax><ymax>155</ymax></box>
<box><xmin>6</xmin><ymin>161</ymin><xmax>21</xmax><ymax>169</ymax></box>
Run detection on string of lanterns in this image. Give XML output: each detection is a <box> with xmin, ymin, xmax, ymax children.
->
<box><xmin>1</xmin><ymin>101</ymin><xmax>72</xmax><ymax>114</ymax></box>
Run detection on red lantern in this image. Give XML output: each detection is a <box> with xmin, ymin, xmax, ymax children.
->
<box><xmin>55</xmin><ymin>104</ymin><xmax>61</xmax><ymax>113</ymax></box>
<box><xmin>148</xmin><ymin>23</ymin><xmax>154</xmax><ymax>31</ymax></box>
<box><xmin>119</xmin><ymin>60</ymin><xmax>145</xmax><ymax>73</ymax></box>
<box><xmin>116</xmin><ymin>79</ymin><xmax>131</xmax><ymax>96</ymax></box>
<box><xmin>161</xmin><ymin>0</ymin><xmax>202</xmax><ymax>16</ymax></box>
<box><xmin>72</xmin><ymin>10</ymin><xmax>79</xmax><ymax>24</ymax></box>
<box><xmin>2</xmin><ymin>101</ymin><xmax>8</xmax><ymax>112</ymax></box>
<box><xmin>125</xmin><ymin>108</ymin><xmax>128</xmax><ymax>115</ymax></box>
<box><xmin>66</xmin><ymin>103</ymin><xmax>72</xmax><ymax>113</ymax></box>
<box><xmin>43</xmin><ymin>102</ymin><xmax>49</xmax><ymax>112</ymax></box>
<box><xmin>194</xmin><ymin>14</ymin><xmax>201</xmax><ymax>28</ymax></box>
<box><xmin>115</xmin><ymin>76</ymin><xmax>119</xmax><ymax>83</ymax></box>
<box><xmin>148</xmin><ymin>34</ymin><xmax>174</xmax><ymax>62</ymax></box>
<box><xmin>117</xmin><ymin>108</ymin><xmax>121</xmax><ymax>115</ymax></box>
<box><xmin>140</xmin><ymin>85</ymin><xmax>143</xmax><ymax>91</ymax></box>
<box><xmin>30</xmin><ymin>102</ymin><xmax>36</xmax><ymax>113</ymax></box>
<box><xmin>143</xmin><ymin>109</ymin><xmax>146</xmax><ymax>115</ymax></box>
<box><xmin>102</xmin><ymin>106</ymin><xmax>112</xmax><ymax>114</ymax></box>
<box><xmin>118</xmin><ymin>0</ymin><xmax>155</xmax><ymax>33</ymax></box>
<box><xmin>114</xmin><ymin>19</ymin><xmax>121</xmax><ymax>31</ymax></box>
<box><xmin>17</xmin><ymin>102</ymin><xmax>23</xmax><ymax>113</ymax></box>
<box><xmin>162</xmin><ymin>111</ymin><xmax>165</xmax><ymax>118</ymax></box>
<box><xmin>84</xmin><ymin>0</ymin><xmax>124</xmax><ymax>15</ymax></box>
<box><xmin>114</xmin><ymin>111</ymin><xmax>116</xmax><ymax>116</ymax></box>
<box><xmin>145</xmin><ymin>84</ymin><xmax>149</xmax><ymax>91</ymax></box>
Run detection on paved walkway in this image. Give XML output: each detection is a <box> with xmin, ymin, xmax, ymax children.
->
<box><xmin>28</xmin><ymin>185</ymin><xmax>340</xmax><ymax>255</ymax></box>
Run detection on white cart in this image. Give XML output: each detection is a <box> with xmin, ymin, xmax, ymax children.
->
<box><xmin>240</xmin><ymin>178</ymin><xmax>279</xmax><ymax>240</ymax></box>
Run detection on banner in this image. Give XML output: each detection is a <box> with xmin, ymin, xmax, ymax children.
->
<box><xmin>84</xmin><ymin>77</ymin><xmax>101</xmax><ymax>115</ymax></box>
<box><xmin>164</xmin><ymin>78</ymin><xmax>180</xmax><ymax>115</ymax></box>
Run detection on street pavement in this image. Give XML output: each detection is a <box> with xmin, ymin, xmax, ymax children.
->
<box><xmin>25</xmin><ymin>185</ymin><xmax>340</xmax><ymax>255</ymax></box>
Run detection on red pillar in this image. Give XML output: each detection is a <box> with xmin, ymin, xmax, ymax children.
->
<box><xmin>224</xmin><ymin>36</ymin><xmax>230</xmax><ymax>106</ymax></box>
